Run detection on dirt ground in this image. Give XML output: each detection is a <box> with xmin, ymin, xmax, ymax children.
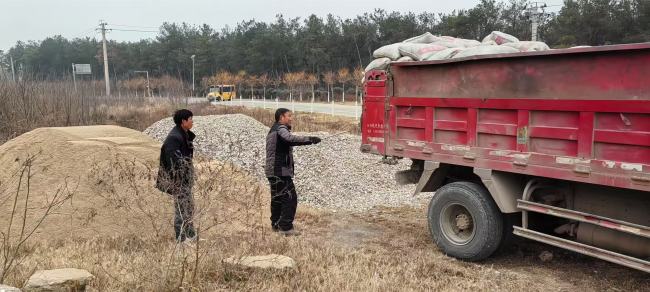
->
<box><xmin>0</xmin><ymin>125</ymin><xmax>647</xmax><ymax>291</ymax></box>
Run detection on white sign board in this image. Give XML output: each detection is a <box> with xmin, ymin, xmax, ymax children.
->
<box><xmin>74</xmin><ymin>64</ymin><xmax>92</xmax><ymax>75</ymax></box>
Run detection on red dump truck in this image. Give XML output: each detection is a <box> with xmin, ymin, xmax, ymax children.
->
<box><xmin>361</xmin><ymin>43</ymin><xmax>650</xmax><ymax>273</ymax></box>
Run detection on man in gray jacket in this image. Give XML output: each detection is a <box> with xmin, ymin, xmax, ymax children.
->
<box><xmin>265</xmin><ymin>108</ymin><xmax>321</xmax><ymax>236</ymax></box>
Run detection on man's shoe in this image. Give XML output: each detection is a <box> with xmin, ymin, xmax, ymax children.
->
<box><xmin>278</xmin><ymin>229</ymin><xmax>300</xmax><ymax>236</ymax></box>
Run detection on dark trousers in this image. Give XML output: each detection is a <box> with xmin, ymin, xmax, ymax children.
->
<box><xmin>268</xmin><ymin>176</ymin><xmax>298</xmax><ymax>231</ymax></box>
<box><xmin>173</xmin><ymin>189</ymin><xmax>195</xmax><ymax>241</ymax></box>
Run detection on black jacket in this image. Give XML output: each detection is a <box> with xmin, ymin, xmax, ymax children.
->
<box><xmin>265</xmin><ymin>123</ymin><xmax>312</xmax><ymax>178</ymax></box>
<box><xmin>156</xmin><ymin>126</ymin><xmax>195</xmax><ymax>194</ymax></box>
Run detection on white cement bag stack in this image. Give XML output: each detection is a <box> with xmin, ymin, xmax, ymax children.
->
<box><xmin>423</xmin><ymin>47</ymin><xmax>465</xmax><ymax>61</ymax></box>
<box><xmin>364</xmin><ymin>31</ymin><xmax>551</xmax><ymax>75</ymax></box>
<box><xmin>364</xmin><ymin>57</ymin><xmax>392</xmax><ymax>72</ymax></box>
<box><xmin>482</xmin><ymin>31</ymin><xmax>519</xmax><ymax>45</ymax></box>
<box><xmin>435</xmin><ymin>38</ymin><xmax>481</xmax><ymax>48</ymax></box>
<box><xmin>373</xmin><ymin>43</ymin><xmax>402</xmax><ymax>60</ymax></box>
<box><xmin>502</xmin><ymin>41</ymin><xmax>550</xmax><ymax>52</ymax></box>
<box><xmin>398</xmin><ymin>43</ymin><xmax>448</xmax><ymax>61</ymax></box>
<box><xmin>395</xmin><ymin>56</ymin><xmax>414</xmax><ymax>62</ymax></box>
<box><xmin>403</xmin><ymin>32</ymin><xmax>439</xmax><ymax>44</ymax></box>
<box><xmin>453</xmin><ymin>45</ymin><xmax>519</xmax><ymax>59</ymax></box>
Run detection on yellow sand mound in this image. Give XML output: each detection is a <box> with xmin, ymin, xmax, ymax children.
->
<box><xmin>0</xmin><ymin>125</ymin><xmax>266</xmax><ymax>241</ymax></box>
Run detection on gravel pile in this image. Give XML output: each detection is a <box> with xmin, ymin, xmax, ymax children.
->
<box><xmin>144</xmin><ymin>114</ymin><xmax>417</xmax><ymax>211</ymax></box>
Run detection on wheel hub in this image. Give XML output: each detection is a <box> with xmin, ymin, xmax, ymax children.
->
<box><xmin>455</xmin><ymin>213</ymin><xmax>472</xmax><ymax>230</ymax></box>
<box><xmin>439</xmin><ymin>203</ymin><xmax>476</xmax><ymax>246</ymax></box>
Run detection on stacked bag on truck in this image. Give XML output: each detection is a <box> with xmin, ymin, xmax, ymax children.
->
<box><xmin>365</xmin><ymin>31</ymin><xmax>552</xmax><ymax>74</ymax></box>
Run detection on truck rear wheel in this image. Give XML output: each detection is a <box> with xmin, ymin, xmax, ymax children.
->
<box><xmin>427</xmin><ymin>182</ymin><xmax>503</xmax><ymax>261</ymax></box>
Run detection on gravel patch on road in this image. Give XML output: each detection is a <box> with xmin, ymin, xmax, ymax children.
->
<box><xmin>144</xmin><ymin>114</ymin><xmax>418</xmax><ymax>212</ymax></box>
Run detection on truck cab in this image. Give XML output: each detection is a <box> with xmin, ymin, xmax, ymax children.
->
<box><xmin>206</xmin><ymin>85</ymin><xmax>236</xmax><ymax>101</ymax></box>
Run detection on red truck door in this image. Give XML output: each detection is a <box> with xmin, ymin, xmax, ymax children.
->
<box><xmin>361</xmin><ymin>71</ymin><xmax>389</xmax><ymax>155</ymax></box>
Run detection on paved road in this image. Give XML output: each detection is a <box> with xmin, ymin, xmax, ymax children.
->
<box><xmin>189</xmin><ymin>97</ymin><xmax>362</xmax><ymax>118</ymax></box>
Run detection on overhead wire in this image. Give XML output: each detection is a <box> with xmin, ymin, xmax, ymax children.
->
<box><xmin>110</xmin><ymin>24</ymin><xmax>160</xmax><ymax>29</ymax></box>
<box><xmin>110</xmin><ymin>28</ymin><xmax>158</xmax><ymax>33</ymax></box>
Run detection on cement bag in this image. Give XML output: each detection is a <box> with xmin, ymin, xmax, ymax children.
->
<box><xmin>453</xmin><ymin>45</ymin><xmax>519</xmax><ymax>59</ymax></box>
<box><xmin>502</xmin><ymin>41</ymin><xmax>550</xmax><ymax>52</ymax></box>
<box><xmin>373</xmin><ymin>43</ymin><xmax>402</xmax><ymax>60</ymax></box>
<box><xmin>399</xmin><ymin>43</ymin><xmax>447</xmax><ymax>61</ymax></box>
<box><xmin>482</xmin><ymin>31</ymin><xmax>519</xmax><ymax>45</ymax></box>
<box><xmin>458</xmin><ymin>39</ymin><xmax>481</xmax><ymax>47</ymax></box>
<box><xmin>403</xmin><ymin>32</ymin><xmax>438</xmax><ymax>44</ymax></box>
<box><xmin>364</xmin><ymin>57</ymin><xmax>391</xmax><ymax>72</ymax></box>
<box><xmin>423</xmin><ymin>47</ymin><xmax>464</xmax><ymax>61</ymax></box>
<box><xmin>435</xmin><ymin>38</ymin><xmax>481</xmax><ymax>48</ymax></box>
<box><xmin>395</xmin><ymin>56</ymin><xmax>414</xmax><ymax>62</ymax></box>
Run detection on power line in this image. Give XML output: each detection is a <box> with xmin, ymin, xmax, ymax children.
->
<box><xmin>70</xmin><ymin>27</ymin><xmax>100</xmax><ymax>39</ymax></box>
<box><xmin>111</xmin><ymin>28</ymin><xmax>158</xmax><ymax>33</ymax></box>
<box><xmin>110</xmin><ymin>24</ymin><xmax>159</xmax><ymax>29</ymax></box>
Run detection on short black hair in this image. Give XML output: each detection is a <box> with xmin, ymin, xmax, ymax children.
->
<box><xmin>275</xmin><ymin>108</ymin><xmax>291</xmax><ymax>123</ymax></box>
<box><xmin>173</xmin><ymin>109</ymin><xmax>193</xmax><ymax>126</ymax></box>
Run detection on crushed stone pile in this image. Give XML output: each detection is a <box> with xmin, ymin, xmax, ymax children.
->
<box><xmin>145</xmin><ymin>114</ymin><xmax>417</xmax><ymax>212</ymax></box>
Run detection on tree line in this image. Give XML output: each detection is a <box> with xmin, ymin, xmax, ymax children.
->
<box><xmin>0</xmin><ymin>0</ymin><xmax>648</xmax><ymax>89</ymax></box>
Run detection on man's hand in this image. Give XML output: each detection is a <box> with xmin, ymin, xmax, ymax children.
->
<box><xmin>309</xmin><ymin>136</ymin><xmax>322</xmax><ymax>144</ymax></box>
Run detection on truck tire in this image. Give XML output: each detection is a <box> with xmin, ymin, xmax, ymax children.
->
<box><xmin>427</xmin><ymin>182</ymin><xmax>503</xmax><ymax>261</ymax></box>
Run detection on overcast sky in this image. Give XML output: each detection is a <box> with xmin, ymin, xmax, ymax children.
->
<box><xmin>1</xmin><ymin>0</ymin><xmax>485</xmax><ymax>51</ymax></box>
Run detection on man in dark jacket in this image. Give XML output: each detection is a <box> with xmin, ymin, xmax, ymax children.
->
<box><xmin>157</xmin><ymin>109</ymin><xmax>197</xmax><ymax>242</ymax></box>
<box><xmin>265</xmin><ymin>108</ymin><xmax>321</xmax><ymax>236</ymax></box>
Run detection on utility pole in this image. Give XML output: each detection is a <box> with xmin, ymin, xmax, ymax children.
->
<box><xmin>190</xmin><ymin>55</ymin><xmax>196</xmax><ymax>96</ymax></box>
<box><xmin>525</xmin><ymin>2</ymin><xmax>547</xmax><ymax>42</ymax></box>
<box><xmin>72</xmin><ymin>63</ymin><xmax>77</xmax><ymax>91</ymax></box>
<box><xmin>10</xmin><ymin>55</ymin><xmax>15</xmax><ymax>82</ymax></box>
<box><xmin>99</xmin><ymin>21</ymin><xmax>111</xmax><ymax>96</ymax></box>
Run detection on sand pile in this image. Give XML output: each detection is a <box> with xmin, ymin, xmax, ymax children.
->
<box><xmin>0</xmin><ymin>125</ymin><xmax>265</xmax><ymax>241</ymax></box>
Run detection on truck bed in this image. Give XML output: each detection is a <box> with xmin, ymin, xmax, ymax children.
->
<box><xmin>362</xmin><ymin>43</ymin><xmax>650</xmax><ymax>192</ymax></box>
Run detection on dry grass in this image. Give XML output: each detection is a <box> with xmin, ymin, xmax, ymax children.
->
<box><xmin>0</xmin><ymin>78</ymin><xmax>359</xmax><ymax>144</ymax></box>
<box><xmin>0</xmin><ymin>78</ymin><xmax>191</xmax><ymax>144</ymax></box>
<box><xmin>3</xmin><ymin>200</ymin><xmax>647</xmax><ymax>291</ymax></box>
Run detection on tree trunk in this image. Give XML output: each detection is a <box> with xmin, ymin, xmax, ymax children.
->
<box><xmin>342</xmin><ymin>84</ymin><xmax>346</xmax><ymax>103</ymax></box>
<box><xmin>311</xmin><ymin>84</ymin><xmax>315</xmax><ymax>102</ymax></box>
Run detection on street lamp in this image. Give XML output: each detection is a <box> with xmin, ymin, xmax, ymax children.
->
<box><xmin>190</xmin><ymin>55</ymin><xmax>196</xmax><ymax>97</ymax></box>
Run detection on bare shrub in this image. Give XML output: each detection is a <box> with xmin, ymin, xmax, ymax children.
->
<box><xmin>0</xmin><ymin>153</ymin><xmax>75</xmax><ymax>282</ymax></box>
<box><xmin>0</xmin><ymin>76</ymin><xmax>192</xmax><ymax>144</ymax></box>
<box><xmin>84</xmin><ymin>147</ymin><xmax>267</xmax><ymax>290</ymax></box>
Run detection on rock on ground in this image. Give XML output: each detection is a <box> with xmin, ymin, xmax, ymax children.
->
<box><xmin>538</xmin><ymin>251</ymin><xmax>554</xmax><ymax>262</ymax></box>
<box><xmin>144</xmin><ymin>114</ymin><xmax>420</xmax><ymax>212</ymax></box>
<box><xmin>0</xmin><ymin>284</ymin><xmax>21</xmax><ymax>292</ymax></box>
<box><xmin>223</xmin><ymin>254</ymin><xmax>296</xmax><ymax>270</ymax></box>
<box><xmin>24</xmin><ymin>268</ymin><xmax>94</xmax><ymax>292</ymax></box>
